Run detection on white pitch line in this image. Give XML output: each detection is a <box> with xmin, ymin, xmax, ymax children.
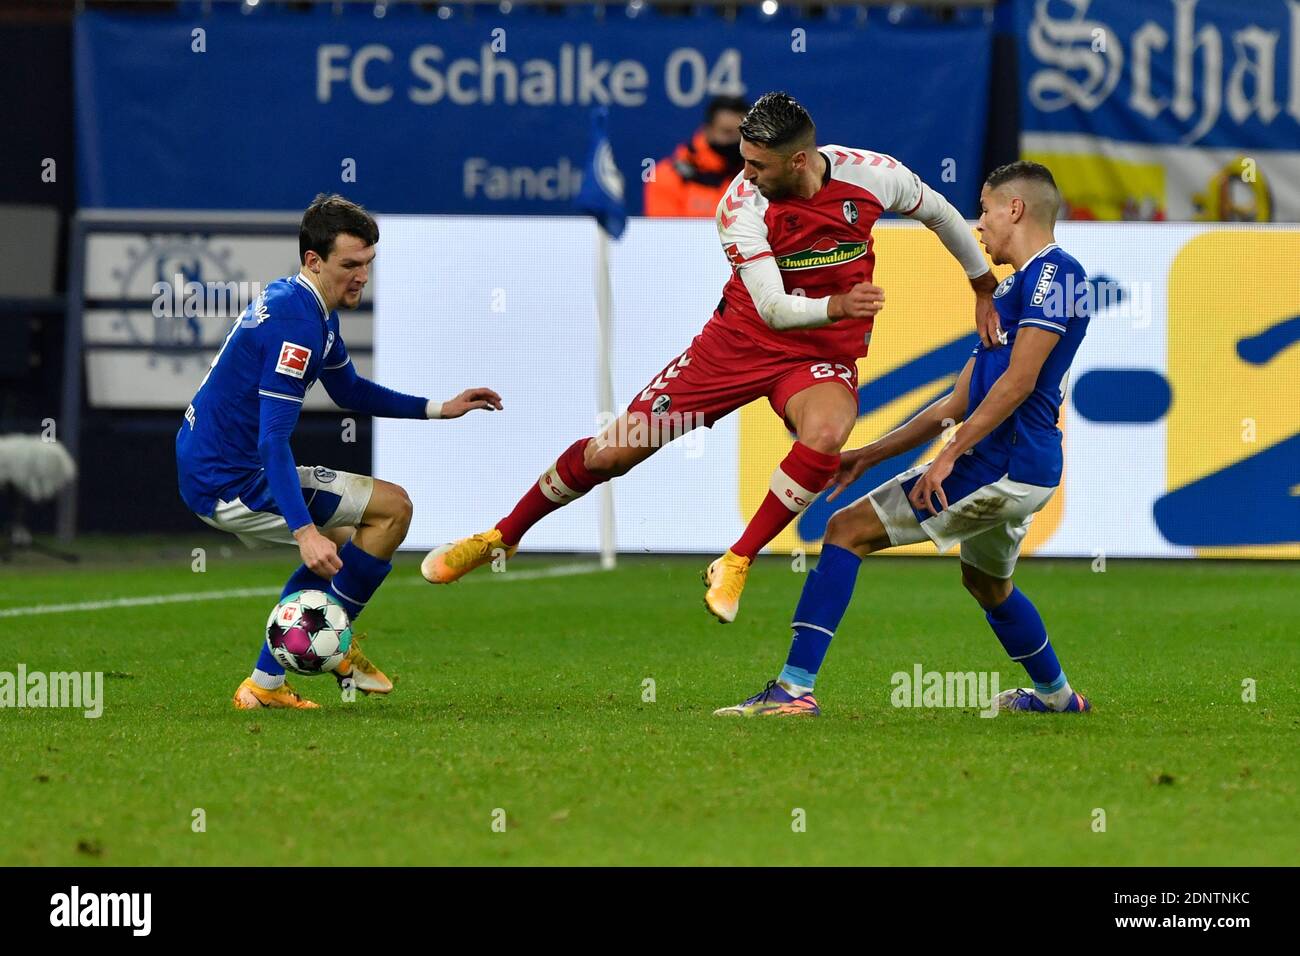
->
<box><xmin>0</xmin><ymin>561</ymin><xmax>605</xmax><ymax>619</ymax></box>
<box><xmin>488</xmin><ymin>562</ymin><xmax>604</xmax><ymax>583</ymax></box>
<box><xmin>0</xmin><ymin>586</ymin><xmax>282</xmax><ymax>618</ymax></box>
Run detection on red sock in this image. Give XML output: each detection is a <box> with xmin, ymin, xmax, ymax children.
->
<box><xmin>731</xmin><ymin>442</ymin><xmax>840</xmax><ymax>560</ymax></box>
<box><xmin>496</xmin><ymin>438</ymin><xmax>604</xmax><ymax>547</ymax></box>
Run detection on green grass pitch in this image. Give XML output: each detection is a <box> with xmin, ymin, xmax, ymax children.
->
<box><xmin>2</xmin><ymin>539</ymin><xmax>1296</xmax><ymax>866</ymax></box>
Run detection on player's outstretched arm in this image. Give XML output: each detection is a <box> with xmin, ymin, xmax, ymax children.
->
<box><xmin>436</xmin><ymin>387</ymin><xmax>504</xmax><ymax>419</ymax></box>
<box><xmin>320</xmin><ymin>360</ymin><xmax>502</xmax><ymax>421</ymax></box>
<box><xmin>320</xmin><ymin>359</ymin><xmax>428</xmax><ymax>419</ymax></box>
<box><xmin>827</xmin><ymin>358</ymin><xmax>974</xmax><ymax>502</ymax></box>
<box><xmin>908</xmin><ymin>328</ymin><xmax>1058</xmax><ymax>515</ymax></box>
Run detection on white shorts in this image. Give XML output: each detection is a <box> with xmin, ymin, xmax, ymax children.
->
<box><xmin>866</xmin><ymin>460</ymin><xmax>1055</xmax><ymax>579</ymax></box>
<box><xmin>198</xmin><ymin>465</ymin><xmax>374</xmax><ymax>548</ymax></box>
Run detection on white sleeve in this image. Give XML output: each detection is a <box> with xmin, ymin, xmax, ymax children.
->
<box><xmin>739</xmin><ymin>257</ymin><xmax>832</xmax><ymax>330</ymax></box>
<box><xmin>717</xmin><ymin>179</ymin><xmax>832</xmax><ymax>330</ymax></box>
<box><xmin>832</xmin><ymin>148</ymin><xmax>989</xmax><ymax>280</ymax></box>
<box><xmin>716</xmin><ymin>178</ymin><xmax>773</xmax><ymax>269</ymax></box>
<box><xmin>904</xmin><ymin>179</ymin><xmax>990</xmax><ymax>279</ymax></box>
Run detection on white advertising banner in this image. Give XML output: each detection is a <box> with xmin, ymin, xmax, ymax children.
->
<box><xmin>374</xmin><ymin>216</ymin><xmax>1300</xmax><ymax>560</ymax></box>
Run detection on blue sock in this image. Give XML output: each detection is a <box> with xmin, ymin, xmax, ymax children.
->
<box><xmin>327</xmin><ymin>540</ymin><xmax>393</xmax><ymax>624</ymax></box>
<box><xmin>253</xmin><ymin>643</ymin><xmax>284</xmax><ymax>681</ymax></box>
<box><xmin>777</xmin><ymin>544</ymin><xmax>862</xmax><ymax>692</ymax></box>
<box><xmin>984</xmin><ymin>587</ymin><xmax>1066</xmax><ymax>693</ymax></box>
<box><xmin>281</xmin><ymin>563</ymin><xmax>330</xmax><ymax>600</ymax></box>
<box><xmin>252</xmin><ymin>564</ymin><xmax>332</xmax><ymax>681</ymax></box>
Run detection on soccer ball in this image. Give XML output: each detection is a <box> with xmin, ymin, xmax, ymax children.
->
<box><xmin>265</xmin><ymin>590</ymin><xmax>352</xmax><ymax>676</ymax></box>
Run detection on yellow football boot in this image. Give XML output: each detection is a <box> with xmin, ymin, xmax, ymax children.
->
<box><xmin>421</xmin><ymin>528</ymin><xmax>517</xmax><ymax>584</ymax></box>
<box><xmin>232</xmin><ymin>677</ymin><xmax>319</xmax><ymax>710</ymax></box>
<box><xmin>703</xmin><ymin>550</ymin><xmax>752</xmax><ymax>624</ymax></box>
<box><xmin>333</xmin><ymin>634</ymin><xmax>393</xmax><ymax>695</ymax></box>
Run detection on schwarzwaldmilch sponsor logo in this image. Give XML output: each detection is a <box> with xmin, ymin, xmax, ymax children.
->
<box><xmin>776</xmin><ymin>237</ymin><xmax>868</xmax><ymax>271</ymax></box>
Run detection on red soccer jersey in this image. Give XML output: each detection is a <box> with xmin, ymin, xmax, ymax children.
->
<box><xmin>714</xmin><ymin>145</ymin><xmax>932</xmax><ymax>361</ymax></box>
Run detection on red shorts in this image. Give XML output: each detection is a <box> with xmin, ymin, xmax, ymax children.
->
<box><xmin>623</xmin><ymin>324</ymin><xmax>860</xmax><ymax>431</ymax></box>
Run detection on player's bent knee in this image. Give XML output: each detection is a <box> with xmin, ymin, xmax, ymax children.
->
<box><xmin>584</xmin><ymin>440</ymin><xmax>637</xmax><ymax>478</ymax></box>
<box><xmin>367</xmin><ymin>481</ymin><xmax>413</xmax><ymax>533</ymax></box>
<box><xmin>824</xmin><ymin>503</ymin><xmax>886</xmax><ymax>554</ymax></box>
<box><xmin>800</xmin><ymin>425</ymin><xmax>849</xmax><ymax>455</ymax></box>
<box><xmin>392</xmin><ymin>486</ymin><xmax>413</xmax><ymax>528</ymax></box>
<box><xmin>824</xmin><ymin>509</ymin><xmax>852</xmax><ymax>545</ymax></box>
<box><xmin>582</xmin><ymin>440</ymin><xmax>611</xmax><ymax>474</ymax></box>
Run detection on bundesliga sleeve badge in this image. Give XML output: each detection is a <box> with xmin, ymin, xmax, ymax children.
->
<box><xmin>276</xmin><ymin>342</ymin><xmax>311</xmax><ymax>379</ymax></box>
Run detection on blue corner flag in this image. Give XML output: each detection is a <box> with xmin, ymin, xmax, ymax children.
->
<box><xmin>575</xmin><ymin>106</ymin><xmax>626</xmax><ymax>239</ymax></box>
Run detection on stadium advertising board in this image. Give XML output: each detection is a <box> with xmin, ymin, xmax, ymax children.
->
<box><xmin>374</xmin><ymin>216</ymin><xmax>1300</xmax><ymax>559</ymax></box>
<box><xmin>75</xmin><ymin>9</ymin><xmax>991</xmax><ymax>216</ymax></box>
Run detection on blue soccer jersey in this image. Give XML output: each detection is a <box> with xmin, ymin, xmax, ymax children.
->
<box><xmin>966</xmin><ymin>243</ymin><xmax>1090</xmax><ymax>488</ymax></box>
<box><xmin>176</xmin><ymin>274</ymin><xmax>348</xmax><ymax>526</ymax></box>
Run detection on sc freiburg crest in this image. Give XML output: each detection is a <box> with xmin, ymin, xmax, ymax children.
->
<box><xmin>842</xmin><ymin>200</ymin><xmax>859</xmax><ymax>225</ymax></box>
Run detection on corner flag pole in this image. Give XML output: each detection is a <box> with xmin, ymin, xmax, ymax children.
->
<box><xmin>594</xmin><ymin>225</ymin><xmax>617</xmax><ymax>571</ymax></box>
<box><xmin>576</xmin><ymin>105</ymin><xmax>624</xmax><ymax>572</ymax></box>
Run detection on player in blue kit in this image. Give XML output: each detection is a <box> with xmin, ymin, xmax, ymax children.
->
<box><xmin>716</xmin><ymin>161</ymin><xmax>1093</xmax><ymax>717</ymax></box>
<box><xmin>176</xmin><ymin>194</ymin><xmax>502</xmax><ymax>709</ymax></box>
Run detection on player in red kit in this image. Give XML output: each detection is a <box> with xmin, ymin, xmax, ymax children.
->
<box><xmin>423</xmin><ymin>92</ymin><xmax>998</xmax><ymax>622</ymax></box>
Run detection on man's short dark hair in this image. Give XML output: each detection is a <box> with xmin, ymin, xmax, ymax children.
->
<box><xmin>739</xmin><ymin>91</ymin><xmax>816</xmax><ymax>151</ymax></box>
<box><xmin>300</xmin><ymin>193</ymin><xmax>379</xmax><ymax>264</ymax></box>
<box><xmin>705</xmin><ymin>95</ymin><xmax>751</xmax><ymax>124</ymax></box>
<box><xmin>985</xmin><ymin>160</ymin><xmax>1058</xmax><ymax>195</ymax></box>
<box><xmin>985</xmin><ymin>160</ymin><xmax>1061</xmax><ymax>224</ymax></box>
